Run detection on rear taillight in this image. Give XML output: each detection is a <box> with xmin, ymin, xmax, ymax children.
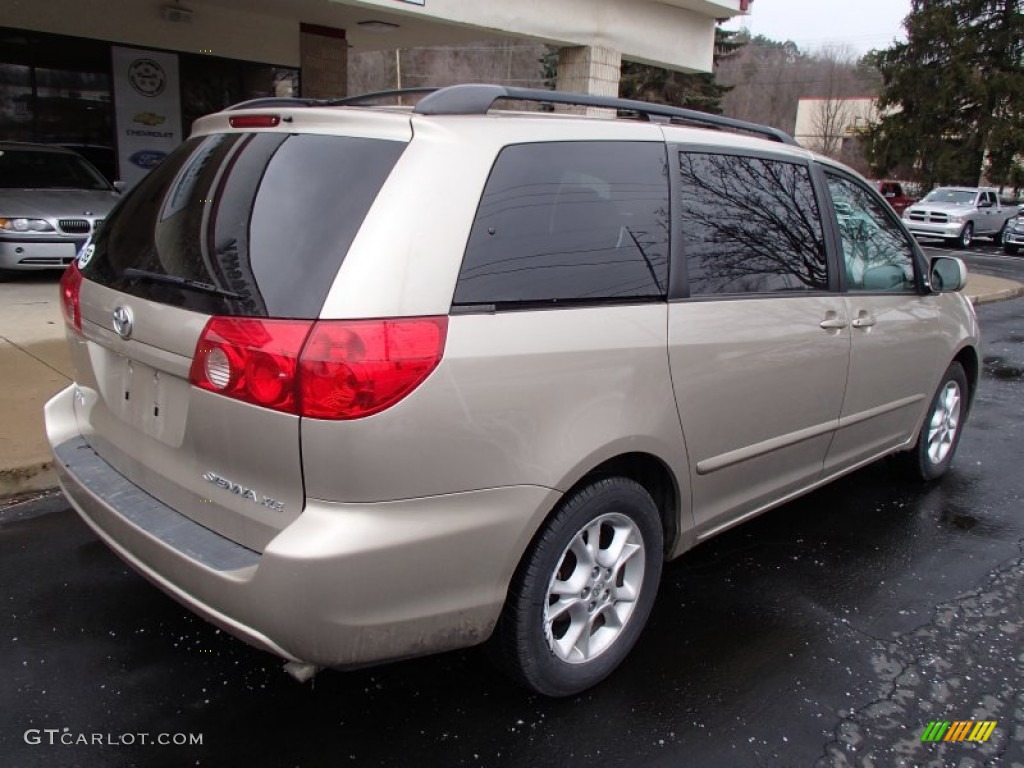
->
<box><xmin>228</xmin><ymin>114</ymin><xmax>281</xmax><ymax>129</ymax></box>
<box><xmin>189</xmin><ymin>316</ymin><xmax>447</xmax><ymax>419</ymax></box>
<box><xmin>299</xmin><ymin>317</ymin><xmax>448</xmax><ymax>419</ymax></box>
<box><xmin>60</xmin><ymin>262</ymin><xmax>82</xmax><ymax>333</ymax></box>
<box><xmin>189</xmin><ymin>318</ymin><xmax>312</xmax><ymax>414</ymax></box>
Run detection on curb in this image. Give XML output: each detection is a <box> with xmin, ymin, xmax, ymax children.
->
<box><xmin>0</xmin><ymin>461</ymin><xmax>57</xmax><ymax>500</ymax></box>
<box><xmin>969</xmin><ymin>285</ymin><xmax>1024</xmax><ymax>306</ymax></box>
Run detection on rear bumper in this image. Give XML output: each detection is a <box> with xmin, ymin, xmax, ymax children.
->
<box><xmin>45</xmin><ymin>385</ymin><xmax>558</xmax><ymax>667</ymax></box>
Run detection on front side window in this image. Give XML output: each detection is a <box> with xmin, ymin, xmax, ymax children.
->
<box><xmin>678</xmin><ymin>152</ymin><xmax>828</xmax><ymax>296</ymax></box>
<box><xmin>454</xmin><ymin>142</ymin><xmax>669</xmax><ymax>307</ymax></box>
<box><xmin>824</xmin><ymin>172</ymin><xmax>917</xmax><ymax>292</ymax></box>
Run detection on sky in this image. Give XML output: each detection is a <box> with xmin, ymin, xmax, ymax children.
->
<box><xmin>722</xmin><ymin>0</ymin><xmax>912</xmax><ymax>56</ymax></box>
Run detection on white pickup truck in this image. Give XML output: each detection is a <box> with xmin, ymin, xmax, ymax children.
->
<box><xmin>902</xmin><ymin>186</ymin><xmax>1019</xmax><ymax>249</ymax></box>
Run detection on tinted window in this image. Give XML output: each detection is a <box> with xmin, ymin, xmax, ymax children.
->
<box><xmin>0</xmin><ymin>148</ymin><xmax>109</xmax><ymax>190</ymax></box>
<box><xmin>825</xmin><ymin>173</ymin><xmax>917</xmax><ymax>292</ymax></box>
<box><xmin>453</xmin><ymin>142</ymin><xmax>669</xmax><ymax>306</ymax></box>
<box><xmin>82</xmin><ymin>133</ymin><xmax>405</xmax><ymax>318</ymax></box>
<box><xmin>678</xmin><ymin>152</ymin><xmax>828</xmax><ymax>295</ymax></box>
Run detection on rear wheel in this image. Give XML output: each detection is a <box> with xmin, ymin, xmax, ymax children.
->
<box><xmin>490</xmin><ymin>477</ymin><xmax>663</xmax><ymax>697</ymax></box>
<box><xmin>903</xmin><ymin>361</ymin><xmax>968</xmax><ymax>481</ymax></box>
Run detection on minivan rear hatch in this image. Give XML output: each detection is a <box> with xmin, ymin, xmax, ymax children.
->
<box><xmin>70</xmin><ymin>125</ymin><xmax>408</xmax><ymax>550</ymax></box>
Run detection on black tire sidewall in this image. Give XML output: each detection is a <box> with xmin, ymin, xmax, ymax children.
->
<box><xmin>500</xmin><ymin>478</ymin><xmax>663</xmax><ymax>697</ymax></box>
<box><xmin>914</xmin><ymin>362</ymin><xmax>968</xmax><ymax>481</ymax></box>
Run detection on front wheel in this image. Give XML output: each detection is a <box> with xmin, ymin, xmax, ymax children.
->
<box><xmin>903</xmin><ymin>361</ymin><xmax>968</xmax><ymax>481</ymax></box>
<box><xmin>952</xmin><ymin>222</ymin><xmax>973</xmax><ymax>250</ymax></box>
<box><xmin>489</xmin><ymin>477</ymin><xmax>663</xmax><ymax>697</ymax></box>
<box><xmin>1005</xmin><ymin>243</ymin><xmax>1020</xmax><ymax>256</ymax></box>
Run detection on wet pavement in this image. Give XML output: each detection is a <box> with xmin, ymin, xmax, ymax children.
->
<box><xmin>2</xmin><ymin>299</ymin><xmax>1023</xmax><ymax>768</ymax></box>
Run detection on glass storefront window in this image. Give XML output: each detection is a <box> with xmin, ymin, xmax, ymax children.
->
<box><xmin>0</xmin><ymin>27</ymin><xmax>298</xmax><ymax>183</ymax></box>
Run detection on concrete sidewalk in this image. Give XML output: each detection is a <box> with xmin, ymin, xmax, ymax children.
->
<box><xmin>1</xmin><ymin>272</ymin><xmax>1023</xmax><ymax>499</ymax></box>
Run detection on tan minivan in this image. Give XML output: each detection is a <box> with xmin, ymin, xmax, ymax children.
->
<box><xmin>46</xmin><ymin>85</ymin><xmax>980</xmax><ymax>696</ymax></box>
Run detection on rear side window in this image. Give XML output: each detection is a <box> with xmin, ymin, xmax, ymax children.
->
<box><xmin>82</xmin><ymin>133</ymin><xmax>405</xmax><ymax>318</ymax></box>
<box><xmin>453</xmin><ymin>142</ymin><xmax>669</xmax><ymax>307</ymax></box>
<box><xmin>678</xmin><ymin>152</ymin><xmax>828</xmax><ymax>296</ymax></box>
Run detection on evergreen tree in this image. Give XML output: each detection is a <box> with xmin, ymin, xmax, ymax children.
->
<box><xmin>865</xmin><ymin>0</ymin><xmax>1024</xmax><ymax>188</ymax></box>
<box><xmin>618</xmin><ymin>28</ymin><xmax>744</xmax><ymax>114</ymax></box>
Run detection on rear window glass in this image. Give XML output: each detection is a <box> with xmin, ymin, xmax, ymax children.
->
<box><xmin>81</xmin><ymin>132</ymin><xmax>405</xmax><ymax>318</ymax></box>
<box><xmin>453</xmin><ymin>141</ymin><xmax>669</xmax><ymax>307</ymax></box>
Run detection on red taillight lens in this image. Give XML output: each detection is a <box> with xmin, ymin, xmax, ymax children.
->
<box><xmin>189</xmin><ymin>316</ymin><xmax>448</xmax><ymax>419</ymax></box>
<box><xmin>228</xmin><ymin>114</ymin><xmax>281</xmax><ymax>129</ymax></box>
<box><xmin>60</xmin><ymin>262</ymin><xmax>82</xmax><ymax>333</ymax></box>
<box><xmin>189</xmin><ymin>318</ymin><xmax>313</xmax><ymax>414</ymax></box>
<box><xmin>299</xmin><ymin>317</ymin><xmax>448</xmax><ymax>419</ymax></box>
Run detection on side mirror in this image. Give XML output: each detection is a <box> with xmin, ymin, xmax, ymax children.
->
<box><xmin>930</xmin><ymin>256</ymin><xmax>967</xmax><ymax>293</ymax></box>
<box><xmin>113</xmin><ymin>181</ymin><xmax>127</xmax><ymax>193</ymax></box>
<box><xmin>978</xmin><ymin>199</ymin><xmax>992</xmax><ymax>208</ymax></box>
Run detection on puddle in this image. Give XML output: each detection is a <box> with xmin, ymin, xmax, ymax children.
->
<box><xmin>982</xmin><ymin>355</ymin><xmax>1024</xmax><ymax>380</ymax></box>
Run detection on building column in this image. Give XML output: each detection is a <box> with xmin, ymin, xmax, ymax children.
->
<box><xmin>555</xmin><ymin>45</ymin><xmax>622</xmax><ymax>114</ymax></box>
<box><xmin>299</xmin><ymin>23</ymin><xmax>348</xmax><ymax>99</ymax></box>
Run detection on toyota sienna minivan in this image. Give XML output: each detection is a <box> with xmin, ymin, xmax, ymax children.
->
<box><xmin>46</xmin><ymin>85</ymin><xmax>979</xmax><ymax>696</ymax></box>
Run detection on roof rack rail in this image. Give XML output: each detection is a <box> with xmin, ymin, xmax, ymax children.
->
<box><xmin>226</xmin><ymin>97</ymin><xmax>326</xmax><ymax>111</ymax></box>
<box><xmin>328</xmin><ymin>87</ymin><xmax>439</xmax><ymax>106</ymax></box>
<box><xmin>226</xmin><ymin>88</ymin><xmax>440</xmax><ymax>112</ymax></box>
<box><xmin>412</xmin><ymin>84</ymin><xmax>797</xmax><ymax>145</ymax></box>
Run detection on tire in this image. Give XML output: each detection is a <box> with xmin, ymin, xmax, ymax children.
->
<box><xmin>489</xmin><ymin>477</ymin><xmax>663</xmax><ymax>697</ymax></box>
<box><xmin>952</xmin><ymin>222</ymin><xmax>973</xmax><ymax>249</ymax></box>
<box><xmin>995</xmin><ymin>220</ymin><xmax>1008</xmax><ymax>246</ymax></box>
<box><xmin>903</xmin><ymin>361</ymin><xmax>968</xmax><ymax>481</ymax></box>
<box><xmin>1005</xmin><ymin>243</ymin><xmax>1020</xmax><ymax>256</ymax></box>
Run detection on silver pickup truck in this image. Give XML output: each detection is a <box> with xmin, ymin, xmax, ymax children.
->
<box><xmin>902</xmin><ymin>186</ymin><xmax>1019</xmax><ymax>249</ymax></box>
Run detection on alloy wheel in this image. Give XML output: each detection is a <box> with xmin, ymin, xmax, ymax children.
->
<box><xmin>926</xmin><ymin>380</ymin><xmax>961</xmax><ymax>464</ymax></box>
<box><xmin>543</xmin><ymin>512</ymin><xmax>645</xmax><ymax>663</ymax></box>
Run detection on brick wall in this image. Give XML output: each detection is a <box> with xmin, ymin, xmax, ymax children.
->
<box><xmin>300</xmin><ymin>23</ymin><xmax>348</xmax><ymax>99</ymax></box>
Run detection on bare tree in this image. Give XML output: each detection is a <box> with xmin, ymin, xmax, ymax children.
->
<box><xmin>805</xmin><ymin>45</ymin><xmax>861</xmax><ymax>158</ymax></box>
<box><xmin>717</xmin><ymin>37</ymin><xmax>879</xmax><ymax>141</ymax></box>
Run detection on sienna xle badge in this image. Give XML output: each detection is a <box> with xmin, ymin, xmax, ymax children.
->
<box><xmin>47</xmin><ymin>85</ymin><xmax>979</xmax><ymax>696</ymax></box>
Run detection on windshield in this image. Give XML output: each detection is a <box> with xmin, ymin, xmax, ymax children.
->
<box><xmin>921</xmin><ymin>189</ymin><xmax>976</xmax><ymax>205</ymax></box>
<box><xmin>0</xmin><ymin>148</ymin><xmax>111</xmax><ymax>190</ymax></box>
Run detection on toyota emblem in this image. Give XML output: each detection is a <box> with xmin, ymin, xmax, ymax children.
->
<box><xmin>112</xmin><ymin>306</ymin><xmax>134</xmax><ymax>339</ymax></box>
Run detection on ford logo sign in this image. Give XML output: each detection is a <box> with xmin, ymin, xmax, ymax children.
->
<box><xmin>129</xmin><ymin>150</ymin><xmax>167</xmax><ymax>169</ymax></box>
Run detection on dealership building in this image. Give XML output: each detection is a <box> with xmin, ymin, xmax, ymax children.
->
<box><xmin>2</xmin><ymin>0</ymin><xmax>747</xmax><ymax>184</ymax></box>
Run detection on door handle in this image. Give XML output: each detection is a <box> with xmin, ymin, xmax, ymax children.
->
<box><xmin>851</xmin><ymin>312</ymin><xmax>876</xmax><ymax>329</ymax></box>
<box><xmin>819</xmin><ymin>315</ymin><xmax>849</xmax><ymax>330</ymax></box>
